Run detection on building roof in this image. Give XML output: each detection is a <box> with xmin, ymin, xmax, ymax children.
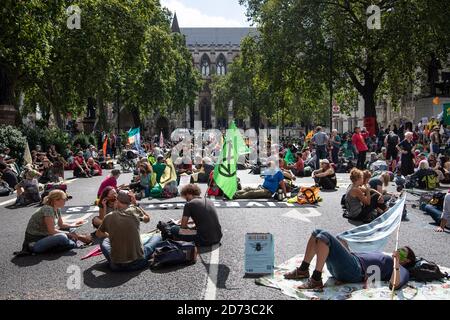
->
<box><xmin>171</xmin><ymin>13</ymin><xmax>180</xmax><ymax>33</ymax></box>
<box><xmin>180</xmin><ymin>28</ymin><xmax>258</xmax><ymax>46</ymax></box>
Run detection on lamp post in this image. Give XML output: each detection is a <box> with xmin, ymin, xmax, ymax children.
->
<box><xmin>326</xmin><ymin>38</ymin><xmax>335</xmax><ymax>131</ymax></box>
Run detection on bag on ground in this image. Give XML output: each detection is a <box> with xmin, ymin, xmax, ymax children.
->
<box><xmin>409</xmin><ymin>258</ymin><xmax>449</xmax><ymax>282</ymax></box>
<box><xmin>150</xmin><ymin>240</ymin><xmax>197</xmax><ymax>269</ymax></box>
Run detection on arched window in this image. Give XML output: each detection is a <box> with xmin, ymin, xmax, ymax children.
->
<box><xmin>201</xmin><ymin>54</ymin><xmax>210</xmax><ymax>77</ymax></box>
<box><xmin>216</xmin><ymin>54</ymin><xmax>227</xmax><ymax>76</ymax></box>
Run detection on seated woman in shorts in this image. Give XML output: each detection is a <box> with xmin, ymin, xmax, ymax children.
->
<box><xmin>312</xmin><ymin>159</ymin><xmax>336</xmax><ymax>190</ymax></box>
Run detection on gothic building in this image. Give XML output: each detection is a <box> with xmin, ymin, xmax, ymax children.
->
<box><xmin>172</xmin><ymin>13</ymin><xmax>257</xmax><ymax>131</ymax></box>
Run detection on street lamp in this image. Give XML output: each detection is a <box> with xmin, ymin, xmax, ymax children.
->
<box><xmin>326</xmin><ymin>37</ymin><xmax>335</xmax><ymax>131</ymax></box>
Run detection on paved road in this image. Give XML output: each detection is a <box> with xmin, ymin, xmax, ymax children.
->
<box><xmin>1</xmin><ymin>169</ymin><xmax>449</xmax><ymax>300</ymax></box>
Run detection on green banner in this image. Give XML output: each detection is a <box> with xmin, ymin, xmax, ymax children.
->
<box><xmin>444</xmin><ymin>104</ymin><xmax>450</xmax><ymax>126</ymax></box>
<box><xmin>213</xmin><ymin>122</ymin><xmax>249</xmax><ymax>199</ymax></box>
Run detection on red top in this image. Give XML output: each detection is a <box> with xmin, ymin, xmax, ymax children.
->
<box><xmin>97</xmin><ymin>176</ymin><xmax>117</xmax><ymax>197</ymax></box>
<box><xmin>91</xmin><ymin>162</ymin><xmax>102</xmax><ymax>176</ymax></box>
<box><xmin>352</xmin><ymin>133</ymin><xmax>368</xmax><ymax>152</ymax></box>
<box><xmin>295</xmin><ymin>158</ymin><xmax>304</xmax><ymax>172</ymax></box>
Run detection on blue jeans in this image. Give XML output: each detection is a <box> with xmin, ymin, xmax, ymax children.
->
<box><xmin>32</xmin><ymin>233</ymin><xmax>77</xmax><ymax>254</ymax></box>
<box><xmin>422</xmin><ymin>204</ymin><xmax>442</xmax><ymax>224</ymax></box>
<box><xmin>312</xmin><ymin>229</ymin><xmax>364</xmax><ymax>283</ymax></box>
<box><xmin>170</xmin><ymin>226</ymin><xmax>200</xmax><ymax>244</ymax></box>
<box><xmin>316</xmin><ymin>145</ymin><xmax>327</xmax><ymax>169</ymax></box>
<box><xmin>431</xmin><ymin>144</ymin><xmax>440</xmax><ymax>155</ymax></box>
<box><xmin>331</xmin><ymin>146</ymin><xmax>339</xmax><ymax>165</ymax></box>
<box><xmin>100</xmin><ymin>234</ymin><xmax>163</xmax><ymax>272</ymax></box>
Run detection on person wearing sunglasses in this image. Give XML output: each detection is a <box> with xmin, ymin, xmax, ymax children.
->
<box><xmin>284</xmin><ymin>229</ymin><xmax>416</xmax><ymax>290</ymax></box>
<box><xmin>17</xmin><ymin>190</ymin><xmax>91</xmax><ymax>255</ymax></box>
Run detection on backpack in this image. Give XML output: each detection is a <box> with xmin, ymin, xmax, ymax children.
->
<box><xmin>162</xmin><ymin>181</ymin><xmax>178</xmax><ymax>199</ymax></box>
<box><xmin>297</xmin><ymin>187</ymin><xmax>321</xmax><ymax>205</ymax></box>
<box><xmin>0</xmin><ymin>181</ymin><xmax>12</xmax><ymax>197</ymax></box>
<box><xmin>149</xmin><ymin>240</ymin><xmax>197</xmax><ymax>269</ymax></box>
<box><xmin>409</xmin><ymin>258</ymin><xmax>449</xmax><ymax>283</ymax></box>
<box><xmin>40</xmin><ymin>184</ymin><xmax>69</xmax><ymax>204</ymax></box>
<box><xmin>429</xmin><ymin>192</ymin><xmax>446</xmax><ymax>210</ymax></box>
<box><xmin>421</xmin><ymin>174</ymin><xmax>439</xmax><ymax>190</ymax></box>
<box><xmin>150</xmin><ymin>184</ymin><xmax>163</xmax><ymax>198</ymax></box>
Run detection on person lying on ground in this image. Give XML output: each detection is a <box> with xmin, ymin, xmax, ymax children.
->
<box><xmin>170</xmin><ymin>184</ymin><xmax>222</xmax><ymax>246</ymax></box>
<box><xmin>284</xmin><ymin>229</ymin><xmax>416</xmax><ymax>290</ymax></box>
<box><xmin>312</xmin><ymin>159</ymin><xmax>337</xmax><ymax>190</ymax></box>
<box><xmin>234</xmin><ymin>160</ymin><xmax>287</xmax><ymax>200</ymax></box>
<box><xmin>95</xmin><ymin>190</ymin><xmax>162</xmax><ymax>272</ymax></box>
<box><xmin>344</xmin><ymin>168</ymin><xmax>384</xmax><ymax>223</ymax></box>
<box><xmin>97</xmin><ymin>169</ymin><xmax>122</xmax><ymax>199</ymax></box>
<box><xmin>92</xmin><ymin>186</ymin><xmax>117</xmax><ymax>228</ymax></box>
<box><xmin>18</xmin><ymin>190</ymin><xmax>91</xmax><ymax>255</ymax></box>
<box><xmin>87</xmin><ymin>157</ymin><xmax>102</xmax><ymax>177</ymax></box>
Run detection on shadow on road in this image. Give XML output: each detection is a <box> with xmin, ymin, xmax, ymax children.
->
<box><xmin>83</xmin><ymin>262</ymin><xmax>145</xmax><ymax>288</ymax></box>
<box><xmin>11</xmin><ymin>251</ymin><xmax>77</xmax><ymax>267</ymax></box>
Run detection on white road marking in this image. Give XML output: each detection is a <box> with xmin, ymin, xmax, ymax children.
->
<box><xmin>283</xmin><ymin>208</ymin><xmax>322</xmax><ymax>223</ymax></box>
<box><xmin>65</xmin><ymin>178</ymin><xmax>79</xmax><ymax>185</ymax></box>
<box><xmin>0</xmin><ymin>198</ymin><xmax>16</xmax><ymax>206</ymax></box>
<box><xmin>63</xmin><ymin>212</ymin><xmax>94</xmax><ymax>224</ymax></box>
<box><xmin>204</xmin><ymin>244</ymin><xmax>220</xmax><ymax>300</ymax></box>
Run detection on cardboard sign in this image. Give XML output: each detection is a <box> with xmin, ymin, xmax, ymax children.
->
<box><xmin>245</xmin><ymin>233</ymin><xmax>274</xmax><ymax>275</ymax></box>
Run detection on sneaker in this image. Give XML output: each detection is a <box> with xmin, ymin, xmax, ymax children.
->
<box><xmin>284</xmin><ymin>268</ymin><xmax>310</xmax><ymax>280</ymax></box>
<box><xmin>297</xmin><ymin>278</ymin><xmax>324</xmax><ymax>290</ymax></box>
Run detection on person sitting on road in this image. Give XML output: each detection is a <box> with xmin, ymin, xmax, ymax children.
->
<box><xmin>87</xmin><ymin>157</ymin><xmax>102</xmax><ymax>177</ymax></box>
<box><xmin>73</xmin><ymin>151</ymin><xmax>91</xmax><ymax>178</ymax></box>
<box><xmin>362</xmin><ymin>170</ymin><xmax>388</xmax><ymax>214</ymax></box>
<box><xmin>92</xmin><ymin>186</ymin><xmax>117</xmax><ymax>229</ymax></box>
<box><xmin>152</xmin><ymin>155</ymin><xmax>166</xmax><ymax>184</ymax></box>
<box><xmin>15</xmin><ymin>168</ymin><xmax>41</xmax><ymax>207</ymax></box>
<box><xmin>97</xmin><ymin>169</ymin><xmax>122</xmax><ymax>199</ymax></box>
<box><xmin>191</xmin><ymin>157</ymin><xmax>214</xmax><ymax>183</ymax></box>
<box><xmin>17</xmin><ymin>190</ymin><xmax>91</xmax><ymax>255</ymax></box>
<box><xmin>407</xmin><ymin>160</ymin><xmax>438</xmax><ymax>190</ymax></box>
<box><xmin>284</xmin><ymin>229</ymin><xmax>416</xmax><ymax>290</ymax></box>
<box><xmin>137</xmin><ymin>163</ymin><xmax>153</xmax><ymax>199</ymax></box>
<box><xmin>369</xmin><ymin>171</ymin><xmax>391</xmax><ymax>195</ymax></box>
<box><xmin>312</xmin><ymin>159</ymin><xmax>337</xmax><ymax>190</ymax></box>
<box><xmin>0</xmin><ymin>162</ymin><xmax>18</xmax><ymax>189</ymax></box>
<box><xmin>288</xmin><ymin>151</ymin><xmax>306</xmax><ymax>177</ymax></box>
<box><xmin>38</xmin><ymin>158</ymin><xmax>60</xmax><ymax>184</ymax></box>
<box><xmin>95</xmin><ymin>190</ymin><xmax>162</xmax><ymax>272</ymax></box>
<box><xmin>234</xmin><ymin>160</ymin><xmax>287</xmax><ymax>200</ymax></box>
<box><xmin>170</xmin><ymin>184</ymin><xmax>222</xmax><ymax>246</ymax></box>
<box><xmin>279</xmin><ymin>156</ymin><xmax>296</xmax><ymax>181</ymax></box>
<box><xmin>344</xmin><ymin>169</ymin><xmax>383</xmax><ymax>223</ymax></box>
<box><xmin>421</xmin><ymin>192</ymin><xmax>450</xmax><ymax>232</ymax></box>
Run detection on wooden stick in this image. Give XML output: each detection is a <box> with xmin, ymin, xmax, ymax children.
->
<box><xmin>391</xmin><ymin>222</ymin><xmax>402</xmax><ymax>300</ymax></box>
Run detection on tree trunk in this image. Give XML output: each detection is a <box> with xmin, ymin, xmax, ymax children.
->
<box><xmin>96</xmin><ymin>94</ymin><xmax>107</xmax><ymax>132</ymax></box>
<box><xmin>0</xmin><ymin>67</ymin><xmax>16</xmax><ymax>105</ymax></box>
<box><xmin>131</xmin><ymin>106</ymin><xmax>141</xmax><ymax>128</ymax></box>
<box><xmin>51</xmin><ymin>103</ymin><xmax>64</xmax><ymax>129</ymax></box>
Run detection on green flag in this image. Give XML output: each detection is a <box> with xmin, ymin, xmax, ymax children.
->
<box><xmin>284</xmin><ymin>149</ymin><xmax>295</xmax><ymax>165</ymax></box>
<box><xmin>213</xmin><ymin>122</ymin><xmax>249</xmax><ymax>199</ymax></box>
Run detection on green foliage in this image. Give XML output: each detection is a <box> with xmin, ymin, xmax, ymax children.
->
<box><xmin>21</xmin><ymin>126</ymin><xmax>70</xmax><ymax>153</ymax></box>
<box><xmin>73</xmin><ymin>134</ymin><xmax>91</xmax><ymax>149</ymax></box>
<box><xmin>240</xmin><ymin>0</ymin><xmax>450</xmax><ymax>122</ymax></box>
<box><xmin>0</xmin><ymin>125</ymin><xmax>27</xmax><ymax>164</ymax></box>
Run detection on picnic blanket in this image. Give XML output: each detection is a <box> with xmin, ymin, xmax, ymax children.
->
<box><xmin>81</xmin><ymin>231</ymin><xmax>160</xmax><ymax>260</ymax></box>
<box><xmin>256</xmin><ymin>254</ymin><xmax>450</xmax><ymax>300</ymax></box>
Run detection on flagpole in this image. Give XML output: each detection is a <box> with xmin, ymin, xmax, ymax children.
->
<box><xmin>391</xmin><ymin>199</ymin><xmax>404</xmax><ymax>300</ymax></box>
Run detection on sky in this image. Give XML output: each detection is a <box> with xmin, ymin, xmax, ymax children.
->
<box><xmin>160</xmin><ymin>0</ymin><xmax>252</xmax><ymax>27</ymax></box>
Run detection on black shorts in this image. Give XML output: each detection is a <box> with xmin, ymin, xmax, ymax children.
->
<box><xmin>386</xmin><ymin>149</ymin><xmax>398</xmax><ymax>161</ymax></box>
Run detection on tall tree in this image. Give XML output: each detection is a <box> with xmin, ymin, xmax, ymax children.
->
<box><xmin>241</xmin><ymin>0</ymin><xmax>450</xmax><ymax>129</ymax></box>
